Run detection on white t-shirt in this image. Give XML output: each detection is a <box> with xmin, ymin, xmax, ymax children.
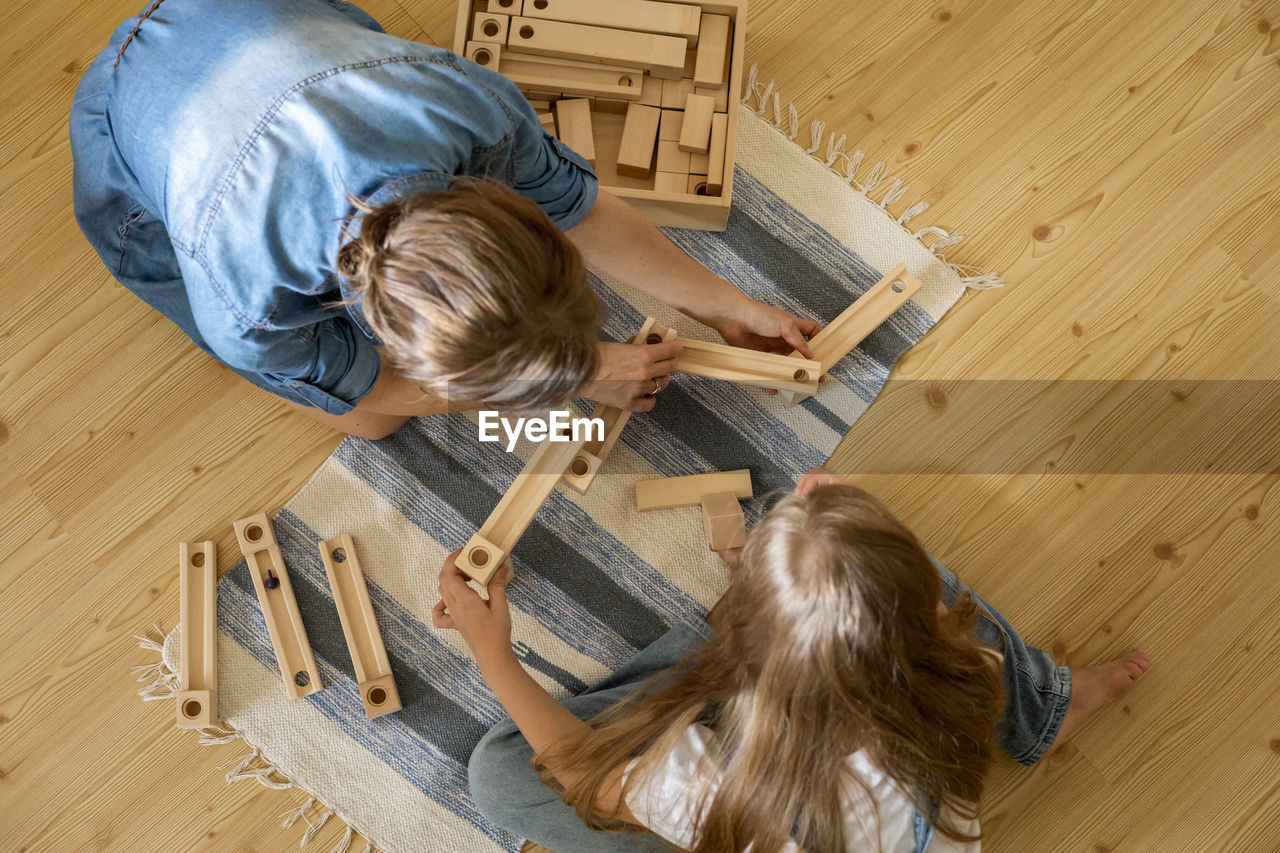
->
<box><xmin>623</xmin><ymin>724</ymin><xmax>980</xmax><ymax>853</ymax></box>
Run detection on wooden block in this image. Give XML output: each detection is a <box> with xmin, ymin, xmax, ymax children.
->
<box><xmin>693</xmin><ymin>13</ymin><xmax>730</xmax><ymax>86</ymax></box>
<box><xmin>616</xmin><ymin>103</ymin><xmax>661</xmax><ymax>178</ymax></box>
<box><xmin>595</xmin><ymin>97</ymin><xmax>630</xmax><ymax>114</ymax></box>
<box><xmin>460</xmin><ymin>425</ymin><xmax>587</xmax><ymax>583</ymax></box>
<box><xmin>176</xmin><ymin>540</ymin><xmax>217</xmax><ymax>729</ymax></box>
<box><xmin>694</xmin><ymin>83</ymin><xmax>728</xmax><ymax>111</ymax></box>
<box><xmin>701</xmin><ymin>491</ymin><xmax>747</xmax><ymax>550</ymax></box>
<box><xmin>689</xmin><ymin>149</ymin><xmax>709</xmax><ymax>173</ymax></box>
<box><xmin>526</xmin><ymin>97</ymin><xmax>552</xmax><ymax>110</ymax></box>
<box><xmin>555</xmin><ymin>98</ymin><xmax>595</xmax><ymax>163</ymax></box>
<box><xmin>473</xmin><ymin>12</ymin><xmax>509</xmax><ymax>44</ymax></box>
<box><xmin>522</xmin><ymin>0</ymin><xmax>700</xmax><ymax>46</ymax></box>
<box><xmin>486</xmin><ymin>0</ymin><xmax>522</xmax><ymax>14</ymax></box>
<box><xmin>465</xmin><ymin>40</ymin><xmax>501</xmax><ymax>70</ymax></box>
<box><xmin>658</xmin><ymin>109</ymin><xmax>683</xmax><ymax>141</ymax></box>
<box><xmin>683</xmin><ymin>48</ymin><xmax>698</xmax><ymax>77</ymax></box>
<box><xmin>705</xmin><ymin>111</ymin><xmax>728</xmax><ymax>194</ymax></box>
<box><xmin>636</xmin><ymin>469</ymin><xmax>752</xmax><ymax>510</ymax></box>
<box><xmin>233</xmin><ymin>514</ymin><xmax>323</xmax><ymax>699</ymax></box>
<box><xmin>507</xmin><ymin>17</ymin><xmax>685</xmax><ymax>79</ymax></box>
<box><xmin>675</xmin><ymin>338</ymin><xmax>821</xmax><ymax>394</ymax></box>
<box><xmin>562</xmin><ymin>318</ymin><xmax>678</xmax><ymax>493</ymax></box>
<box><xmin>678</xmin><ymin>92</ymin><xmax>714</xmax><ymax>153</ymax></box>
<box><xmin>661</xmin><ymin>77</ymin><xmax>696</xmax><ymax>109</ymax></box>
<box><xmin>538</xmin><ymin>111</ymin><xmax>557</xmax><ymax>136</ymax></box>
<box><xmin>319</xmin><ymin>534</ymin><xmax>401</xmax><ymax>719</ymax></box>
<box><xmin>687</xmin><ymin>174</ymin><xmax>708</xmax><ymax>194</ymax></box>
<box><xmin>654</xmin><ymin>170</ymin><xmax>688</xmax><ymax>193</ymax></box>
<box><xmin>638</xmin><ymin>73</ymin><xmax>663</xmax><ymax>106</ymax></box>
<box><xmin>781</xmin><ymin>264</ymin><xmax>924</xmax><ymax>405</ymax></box>
<box><xmin>499</xmin><ymin>51</ymin><xmax>643</xmax><ymax>100</ymax></box>
<box><xmin>656</xmin><ymin>139</ymin><xmax>690</xmax><ymax>172</ymax></box>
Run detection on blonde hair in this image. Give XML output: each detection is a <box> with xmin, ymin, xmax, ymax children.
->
<box><xmin>338</xmin><ymin>179</ymin><xmax>602</xmax><ymax>409</ymax></box>
<box><xmin>539</xmin><ymin>484</ymin><xmax>1005</xmax><ymax>852</ymax></box>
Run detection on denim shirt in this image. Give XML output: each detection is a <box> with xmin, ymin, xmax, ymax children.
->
<box><xmin>71</xmin><ymin>0</ymin><xmax>598</xmax><ymax>413</ymax></box>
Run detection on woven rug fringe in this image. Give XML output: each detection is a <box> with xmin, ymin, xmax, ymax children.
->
<box><xmin>742</xmin><ymin>64</ymin><xmax>1006</xmax><ymax>291</ymax></box>
<box><xmin>133</xmin><ymin>627</ymin><xmax>385</xmax><ymax>853</ymax></box>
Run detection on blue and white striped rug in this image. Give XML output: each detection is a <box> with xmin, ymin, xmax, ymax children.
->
<box><xmin>146</xmin><ymin>89</ymin><xmax>997</xmax><ymax>852</ymax></box>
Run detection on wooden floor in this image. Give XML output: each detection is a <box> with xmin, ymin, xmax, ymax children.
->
<box><xmin>2</xmin><ymin>0</ymin><xmax>1278</xmax><ymax>849</ymax></box>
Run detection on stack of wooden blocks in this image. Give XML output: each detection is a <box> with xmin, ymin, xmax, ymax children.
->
<box><xmin>453</xmin><ymin>0</ymin><xmax>745</xmax><ymax>231</ymax></box>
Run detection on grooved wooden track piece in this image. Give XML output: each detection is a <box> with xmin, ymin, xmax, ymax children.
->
<box><xmin>318</xmin><ymin>534</ymin><xmax>401</xmax><ymax>719</ymax></box>
<box><xmin>233</xmin><ymin>514</ymin><xmax>323</xmax><ymax>699</ymax></box>
<box><xmin>701</xmin><ymin>491</ymin><xmax>747</xmax><ymax>550</ymax></box>
<box><xmin>465</xmin><ymin>40</ymin><xmax>501</xmax><ymax>70</ymax></box>
<box><xmin>473</xmin><ymin>11</ymin><xmax>509</xmax><ymax>43</ymax></box>
<box><xmin>674</xmin><ymin>338</ymin><xmax>822</xmax><ymax>394</ymax></box>
<box><xmin>780</xmin><ymin>263</ymin><xmax>924</xmax><ymax>405</ymax></box>
<box><xmin>176</xmin><ymin>540</ymin><xmax>217</xmax><ymax>729</ymax></box>
<box><xmin>507</xmin><ymin>16</ymin><xmax>686</xmax><ymax>79</ymax></box>
<box><xmin>705</xmin><ymin>111</ymin><xmax>728</xmax><ymax>194</ymax></box>
<box><xmin>563</xmin><ymin>317</ymin><xmax>678</xmax><ymax>494</ymax></box>
<box><xmin>678</xmin><ymin>92</ymin><xmax>714</xmax><ymax>153</ymax></box>
<box><xmin>461</xmin><ymin>425</ymin><xmax>588</xmax><ymax>583</ymax></box>
<box><xmin>499</xmin><ymin>51</ymin><xmax>643</xmax><ymax>100</ymax></box>
<box><xmin>616</xmin><ymin>103</ymin><xmax>661</xmax><ymax>178</ymax></box>
<box><xmin>693</xmin><ymin>13</ymin><xmax>731</xmax><ymax>86</ymax></box>
<box><xmin>636</xmin><ymin>469</ymin><xmax>752</xmax><ymax>511</ymax></box>
<box><xmin>522</xmin><ymin>0</ymin><xmax>701</xmax><ymax>45</ymax></box>
<box><xmin>485</xmin><ymin>0</ymin><xmax>522</xmax><ymax>13</ymax></box>
<box><xmin>554</xmin><ymin>98</ymin><xmax>595</xmax><ymax>163</ymax></box>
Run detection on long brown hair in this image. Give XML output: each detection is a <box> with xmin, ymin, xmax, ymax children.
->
<box><xmin>338</xmin><ymin>178</ymin><xmax>601</xmax><ymax>410</ymax></box>
<box><xmin>539</xmin><ymin>484</ymin><xmax>1005</xmax><ymax>851</ymax></box>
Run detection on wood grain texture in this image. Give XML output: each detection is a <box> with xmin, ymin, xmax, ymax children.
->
<box><xmin>1</xmin><ymin>1</ymin><xmax>1276</xmax><ymax>851</ymax></box>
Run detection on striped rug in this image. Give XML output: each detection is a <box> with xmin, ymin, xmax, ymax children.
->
<box><xmin>141</xmin><ymin>82</ymin><xmax>998</xmax><ymax>853</ymax></box>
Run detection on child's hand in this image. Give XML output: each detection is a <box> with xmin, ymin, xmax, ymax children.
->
<box><xmin>432</xmin><ymin>551</ymin><xmax>515</xmax><ymax>669</ymax></box>
<box><xmin>795</xmin><ymin>466</ymin><xmax>848</xmax><ymax>494</ymax></box>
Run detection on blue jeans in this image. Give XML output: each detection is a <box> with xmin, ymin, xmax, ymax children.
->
<box><xmin>469</xmin><ymin>560</ymin><xmax>1071</xmax><ymax>852</ymax></box>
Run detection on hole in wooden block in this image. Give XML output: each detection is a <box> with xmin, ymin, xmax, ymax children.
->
<box><xmin>793</xmin><ymin>368</ymin><xmax>810</xmax><ymax>382</ymax></box>
<box><xmin>368</xmin><ymin>686</ymin><xmax>387</xmax><ymax>706</ymax></box>
<box><xmin>532</xmin><ymin>0</ymin><xmax>547</xmax><ymax>7</ymax></box>
<box><xmin>693</xmin><ymin>181</ymin><xmax>708</xmax><ymax>195</ymax></box>
<box><xmin>892</xmin><ymin>279</ymin><xmax>905</xmax><ymax>293</ymax></box>
<box><xmin>191</xmin><ymin>551</ymin><xmax>205</xmax><ymax>567</ymax></box>
<box><xmin>619</xmin><ymin>75</ymin><xmax>633</xmax><ymax>87</ymax></box>
<box><xmin>469</xmin><ymin>546</ymin><xmax>490</xmax><ymax>568</ymax></box>
<box><xmin>182</xmin><ymin>698</ymin><xmax>203</xmax><ymax>719</ymax></box>
<box><xmin>332</xmin><ymin>548</ymin><xmax>346</xmax><ymax>563</ymax></box>
<box><xmin>294</xmin><ymin>670</ymin><xmax>311</xmax><ymax>687</ymax></box>
<box><xmin>482</xmin><ymin>19</ymin><xmax>500</xmax><ymax>37</ymax></box>
<box><xmin>570</xmin><ymin>456</ymin><xmax>590</xmax><ymax>477</ymax></box>
<box><xmin>500</xmin><ymin>0</ymin><xmax>517</xmax><ymax>6</ymax></box>
<box><xmin>474</xmin><ymin>47</ymin><xmax>494</xmax><ymax>66</ymax></box>
<box><xmin>519</xmin><ymin>24</ymin><xmax>534</xmax><ymax>38</ymax></box>
<box><xmin>246</xmin><ymin>524</ymin><xmax>263</xmax><ymax>542</ymax></box>
<box><xmin>646</xmin><ymin>333</ymin><xmax>664</xmax><ymax>344</ymax></box>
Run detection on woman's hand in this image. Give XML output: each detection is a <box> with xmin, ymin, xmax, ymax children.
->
<box><xmin>795</xmin><ymin>465</ymin><xmax>848</xmax><ymax>494</ymax></box>
<box><xmin>432</xmin><ymin>551</ymin><xmax>515</xmax><ymax>669</ymax></box>
<box><xmin>713</xmin><ymin>298</ymin><xmax>821</xmax><ymax>358</ymax></box>
<box><xmin>579</xmin><ymin>338</ymin><xmax>683</xmax><ymax>411</ymax></box>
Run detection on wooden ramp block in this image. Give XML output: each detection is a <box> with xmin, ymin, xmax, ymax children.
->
<box><xmin>233</xmin><ymin>514</ymin><xmax>323</xmax><ymax>699</ymax></box>
<box><xmin>705</xmin><ymin>112</ymin><xmax>728</xmax><ymax>194</ymax></box>
<box><xmin>701</xmin><ymin>492</ymin><xmax>747</xmax><ymax>550</ymax></box>
<box><xmin>485</xmin><ymin>0</ymin><xmax>522</xmax><ymax>13</ymax></box>
<box><xmin>555</xmin><ymin>98</ymin><xmax>595</xmax><ymax>163</ymax></box>
<box><xmin>675</xmin><ymin>338</ymin><xmax>821</xmax><ymax>394</ymax></box>
<box><xmin>465</xmin><ymin>40</ymin><xmax>501</xmax><ymax>70</ymax></box>
<box><xmin>501</xmin><ymin>52</ymin><xmax>643</xmax><ymax>100</ymax></box>
<box><xmin>562</xmin><ymin>318</ymin><xmax>678</xmax><ymax>493</ymax></box>
<box><xmin>523</xmin><ymin>0</ymin><xmax>700</xmax><ymax>46</ymax></box>
<box><xmin>176</xmin><ymin>540</ymin><xmax>217</xmax><ymax>729</ymax></box>
<box><xmin>461</xmin><ymin>425</ymin><xmax>587</xmax><ymax>583</ymax></box>
<box><xmin>319</xmin><ymin>534</ymin><xmax>401</xmax><ymax>719</ymax></box>
<box><xmin>678</xmin><ymin>92</ymin><xmax>714</xmax><ymax>153</ymax></box>
<box><xmin>507</xmin><ymin>17</ymin><xmax>686</xmax><ymax>79</ymax></box>
<box><xmin>636</xmin><ymin>469</ymin><xmax>752</xmax><ymax>510</ymax></box>
<box><xmin>693</xmin><ymin>13</ymin><xmax>730</xmax><ymax>86</ymax></box>
<box><xmin>781</xmin><ymin>264</ymin><xmax>924</xmax><ymax>405</ymax></box>
<box><xmin>616</xmin><ymin>103</ymin><xmax>661</xmax><ymax>178</ymax></box>
<box><xmin>473</xmin><ymin>11</ymin><xmax>509</xmax><ymax>44</ymax></box>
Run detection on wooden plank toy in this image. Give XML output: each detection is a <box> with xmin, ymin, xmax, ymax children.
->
<box><xmin>319</xmin><ymin>534</ymin><xmax>401</xmax><ymax>719</ymax></box>
<box><xmin>473</xmin><ymin>11</ymin><xmax>509</xmax><ymax>44</ymax></box>
<box><xmin>705</xmin><ymin>112</ymin><xmax>728</xmax><ymax>194</ymax></box>
<box><xmin>522</xmin><ymin>0</ymin><xmax>701</xmax><ymax>46</ymax></box>
<box><xmin>674</xmin><ymin>338</ymin><xmax>821</xmax><ymax>394</ymax></box>
<box><xmin>460</xmin><ymin>426</ymin><xmax>587</xmax><ymax>583</ymax></box>
<box><xmin>701</xmin><ymin>491</ymin><xmax>747</xmax><ymax>550</ymax></box>
<box><xmin>233</xmin><ymin>513</ymin><xmax>323</xmax><ymax>699</ymax></box>
<box><xmin>486</xmin><ymin>0</ymin><xmax>522</xmax><ymax>13</ymax></box>
<box><xmin>176</xmin><ymin>540</ymin><xmax>217</xmax><ymax>729</ymax></box>
<box><xmin>501</xmin><ymin>52</ymin><xmax>643</xmax><ymax>101</ymax></box>
<box><xmin>780</xmin><ymin>264</ymin><xmax>924</xmax><ymax>405</ymax></box>
<box><xmin>465</xmin><ymin>40</ymin><xmax>501</xmax><ymax>70</ymax></box>
<box><xmin>693</xmin><ymin>13</ymin><xmax>731</xmax><ymax>86</ymax></box>
<box><xmin>507</xmin><ymin>17</ymin><xmax>686</xmax><ymax>79</ymax></box>
<box><xmin>636</xmin><ymin>469</ymin><xmax>752</xmax><ymax>510</ymax></box>
<box><xmin>555</xmin><ymin>98</ymin><xmax>595</xmax><ymax>163</ymax></box>
<box><xmin>563</xmin><ymin>317</ymin><xmax>678</xmax><ymax>494</ymax></box>
<box><xmin>616</xmin><ymin>103</ymin><xmax>661</xmax><ymax>178</ymax></box>
<box><xmin>678</xmin><ymin>92</ymin><xmax>714</xmax><ymax>153</ymax></box>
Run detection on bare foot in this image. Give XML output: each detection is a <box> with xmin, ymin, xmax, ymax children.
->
<box><xmin>1045</xmin><ymin>648</ymin><xmax>1151</xmax><ymax>757</ymax></box>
